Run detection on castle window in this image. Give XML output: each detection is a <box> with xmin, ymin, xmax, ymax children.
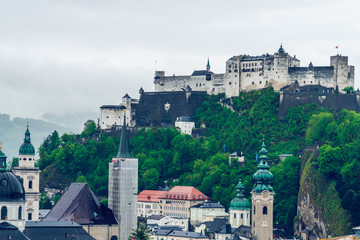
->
<box><xmin>196</xmin><ymin>83</ymin><xmax>198</xmax><ymax>87</ymax></box>
<box><xmin>29</xmin><ymin>181</ymin><xmax>33</xmax><ymax>189</ymax></box>
<box><xmin>260</xmin><ymin>81</ymin><xmax>262</xmax><ymax>84</ymax></box>
<box><xmin>229</xmin><ymin>70</ymin><xmax>232</xmax><ymax>73</ymax></box>
<box><xmin>263</xmin><ymin>206</ymin><xmax>268</xmax><ymax>215</ymax></box>
<box><xmin>1</xmin><ymin>206</ymin><xmax>7</xmax><ymax>220</ymax></box>
<box><xmin>266</xmin><ymin>81</ymin><xmax>268</xmax><ymax>85</ymax></box>
<box><xmin>252</xmin><ymin>82</ymin><xmax>254</xmax><ymax>85</ymax></box>
<box><xmin>311</xmin><ymin>81</ymin><xmax>313</xmax><ymax>84</ymax></box>
<box><xmin>18</xmin><ymin>206</ymin><xmax>22</xmax><ymax>220</ymax></box>
<box><xmin>229</xmin><ymin>82</ymin><xmax>231</xmax><ymax>85</ymax></box>
<box><xmin>199</xmin><ymin>83</ymin><xmax>201</xmax><ymax>86</ymax></box>
<box><xmin>304</xmin><ymin>81</ymin><xmax>306</xmax><ymax>84</ymax></box>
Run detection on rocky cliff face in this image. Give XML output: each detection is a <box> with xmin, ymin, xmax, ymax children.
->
<box><xmin>294</xmin><ymin>146</ymin><xmax>351</xmax><ymax>238</ymax></box>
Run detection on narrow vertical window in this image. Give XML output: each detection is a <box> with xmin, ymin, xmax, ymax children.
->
<box><xmin>263</xmin><ymin>206</ymin><xmax>268</xmax><ymax>215</ymax></box>
<box><xmin>1</xmin><ymin>206</ymin><xmax>7</xmax><ymax>220</ymax></box>
<box><xmin>29</xmin><ymin>181</ymin><xmax>33</xmax><ymax>189</ymax></box>
<box><xmin>18</xmin><ymin>206</ymin><xmax>22</xmax><ymax>220</ymax></box>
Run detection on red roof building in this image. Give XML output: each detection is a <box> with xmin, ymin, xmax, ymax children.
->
<box><xmin>159</xmin><ymin>186</ymin><xmax>209</xmax><ymax>219</ymax></box>
<box><xmin>137</xmin><ymin>190</ymin><xmax>166</xmax><ymax>217</ymax></box>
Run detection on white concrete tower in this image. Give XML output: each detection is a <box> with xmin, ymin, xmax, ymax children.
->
<box><xmin>229</xmin><ymin>179</ymin><xmax>251</xmax><ymax>228</ymax></box>
<box><xmin>13</xmin><ymin>123</ymin><xmax>40</xmax><ymax>221</ymax></box>
<box><xmin>251</xmin><ymin>141</ymin><xmax>275</xmax><ymax>240</ymax></box>
<box><xmin>108</xmin><ymin>112</ymin><xmax>138</xmax><ymax>240</ymax></box>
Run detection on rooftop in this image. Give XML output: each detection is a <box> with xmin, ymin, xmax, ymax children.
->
<box><xmin>192</xmin><ymin>202</ymin><xmax>224</xmax><ymax>209</ymax></box>
<box><xmin>138</xmin><ymin>190</ymin><xmax>167</xmax><ymax>202</ymax></box>
<box><xmin>161</xmin><ymin>186</ymin><xmax>210</xmax><ymax>201</ymax></box>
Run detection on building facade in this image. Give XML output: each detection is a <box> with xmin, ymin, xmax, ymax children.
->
<box><xmin>108</xmin><ymin>115</ymin><xmax>138</xmax><ymax>240</ymax></box>
<box><xmin>99</xmin><ymin>94</ymin><xmax>138</xmax><ymax>130</ymax></box>
<box><xmin>159</xmin><ymin>186</ymin><xmax>210</xmax><ymax>219</ymax></box>
<box><xmin>13</xmin><ymin>124</ymin><xmax>40</xmax><ymax>221</ymax></box>
<box><xmin>229</xmin><ymin>179</ymin><xmax>251</xmax><ymax>228</ymax></box>
<box><xmin>154</xmin><ymin>45</ymin><xmax>355</xmax><ymax>98</ymax></box>
<box><xmin>175</xmin><ymin>116</ymin><xmax>195</xmax><ymax>135</ymax></box>
<box><xmin>137</xmin><ymin>190</ymin><xmax>166</xmax><ymax>217</ymax></box>
<box><xmin>251</xmin><ymin>142</ymin><xmax>275</xmax><ymax>240</ymax></box>
<box><xmin>190</xmin><ymin>202</ymin><xmax>227</xmax><ymax>225</ymax></box>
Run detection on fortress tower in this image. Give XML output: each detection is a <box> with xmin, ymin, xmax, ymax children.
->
<box><xmin>108</xmin><ymin>112</ymin><xmax>138</xmax><ymax>240</ymax></box>
<box><xmin>13</xmin><ymin>124</ymin><xmax>40</xmax><ymax>221</ymax></box>
<box><xmin>251</xmin><ymin>142</ymin><xmax>275</xmax><ymax>240</ymax></box>
<box><xmin>330</xmin><ymin>55</ymin><xmax>355</xmax><ymax>91</ymax></box>
<box><xmin>229</xmin><ymin>179</ymin><xmax>251</xmax><ymax>228</ymax></box>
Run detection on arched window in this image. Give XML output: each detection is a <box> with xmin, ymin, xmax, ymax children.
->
<box><xmin>1</xmin><ymin>206</ymin><xmax>7</xmax><ymax>220</ymax></box>
<box><xmin>29</xmin><ymin>181</ymin><xmax>33</xmax><ymax>189</ymax></box>
<box><xmin>234</xmin><ymin>213</ymin><xmax>236</xmax><ymax>219</ymax></box>
<box><xmin>241</xmin><ymin>213</ymin><xmax>243</xmax><ymax>219</ymax></box>
<box><xmin>18</xmin><ymin>206</ymin><xmax>22</xmax><ymax>220</ymax></box>
<box><xmin>111</xmin><ymin>236</ymin><xmax>118</xmax><ymax>240</ymax></box>
<box><xmin>263</xmin><ymin>206</ymin><xmax>268</xmax><ymax>215</ymax></box>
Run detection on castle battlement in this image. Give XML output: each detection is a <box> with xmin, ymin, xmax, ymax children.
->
<box><xmin>154</xmin><ymin>45</ymin><xmax>355</xmax><ymax>97</ymax></box>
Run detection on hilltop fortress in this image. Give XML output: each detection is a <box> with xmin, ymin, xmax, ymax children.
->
<box><xmin>154</xmin><ymin>45</ymin><xmax>354</xmax><ymax>97</ymax></box>
<box><xmin>100</xmin><ymin>45</ymin><xmax>357</xmax><ymax>130</ymax></box>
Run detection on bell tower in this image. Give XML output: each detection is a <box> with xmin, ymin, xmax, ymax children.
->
<box><xmin>229</xmin><ymin>179</ymin><xmax>251</xmax><ymax>227</ymax></box>
<box><xmin>251</xmin><ymin>141</ymin><xmax>275</xmax><ymax>240</ymax></box>
<box><xmin>13</xmin><ymin>123</ymin><xmax>40</xmax><ymax>221</ymax></box>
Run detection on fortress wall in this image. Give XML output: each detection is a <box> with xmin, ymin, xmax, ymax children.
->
<box><xmin>134</xmin><ymin>91</ymin><xmax>207</xmax><ymax>126</ymax></box>
<box><xmin>279</xmin><ymin>93</ymin><xmax>360</xmax><ymax>118</ymax></box>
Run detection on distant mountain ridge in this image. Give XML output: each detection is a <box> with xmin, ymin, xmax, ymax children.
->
<box><xmin>0</xmin><ymin>113</ymin><xmax>73</xmax><ymax>160</ymax></box>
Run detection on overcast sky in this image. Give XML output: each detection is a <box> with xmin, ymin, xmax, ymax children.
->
<box><xmin>1</xmin><ymin>0</ymin><xmax>360</xmax><ymax>121</ymax></box>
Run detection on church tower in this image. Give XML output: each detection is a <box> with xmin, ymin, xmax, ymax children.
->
<box><xmin>251</xmin><ymin>142</ymin><xmax>275</xmax><ymax>240</ymax></box>
<box><xmin>13</xmin><ymin>123</ymin><xmax>40</xmax><ymax>221</ymax></box>
<box><xmin>108</xmin><ymin>112</ymin><xmax>138</xmax><ymax>240</ymax></box>
<box><xmin>229</xmin><ymin>179</ymin><xmax>251</xmax><ymax>228</ymax></box>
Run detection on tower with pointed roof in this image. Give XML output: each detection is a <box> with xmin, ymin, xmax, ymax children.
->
<box><xmin>206</xmin><ymin>58</ymin><xmax>211</xmax><ymax>72</ymax></box>
<box><xmin>108</xmin><ymin>112</ymin><xmax>138</xmax><ymax>240</ymax></box>
<box><xmin>251</xmin><ymin>141</ymin><xmax>275</xmax><ymax>240</ymax></box>
<box><xmin>13</xmin><ymin>124</ymin><xmax>40</xmax><ymax>221</ymax></box>
<box><xmin>0</xmin><ymin>143</ymin><xmax>26</xmax><ymax>231</ymax></box>
<box><xmin>229</xmin><ymin>179</ymin><xmax>251</xmax><ymax>228</ymax></box>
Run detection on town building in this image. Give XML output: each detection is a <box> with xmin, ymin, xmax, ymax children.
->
<box><xmin>0</xmin><ymin>222</ymin><xmax>29</xmax><ymax>240</ymax></box>
<box><xmin>24</xmin><ymin>221</ymin><xmax>96</xmax><ymax>240</ymax></box>
<box><xmin>99</xmin><ymin>94</ymin><xmax>139</xmax><ymax>130</ymax></box>
<box><xmin>42</xmin><ymin>183</ymin><xmax>118</xmax><ymax>240</ymax></box>
<box><xmin>154</xmin><ymin>45</ymin><xmax>355</xmax><ymax>97</ymax></box>
<box><xmin>13</xmin><ymin>124</ymin><xmax>40</xmax><ymax>221</ymax></box>
<box><xmin>175</xmin><ymin>116</ymin><xmax>195</xmax><ymax>135</ymax></box>
<box><xmin>229</xmin><ymin>179</ymin><xmax>251</xmax><ymax>228</ymax></box>
<box><xmin>229</xmin><ymin>152</ymin><xmax>245</xmax><ymax>166</ymax></box>
<box><xmin>108</xmin><ymin>113</ymin><xmax>138</xmax><ymax>240</ymax></box>
<box><xmin>251</xmin><ymin>142</ymin><xmax>275</xmax><ymax>240</ymax></box>
<box><xmin>137</xmin><ymin>190</ymin><xmax>166</xmax><ymax>217</ymax></box>
<box><xmin>190</xmin><ymin>202</ymin><xmax>227</xmax><ymax>225</ymax></box>
<box><xmin>159</xmin><ymin>186</ymin><xmax>210</xmax><ymax>218</ymax></box>
<box><xmin>151</xmin><ymin>229</ymin><xmax>209</xmax><ymax>240</ymax></box>
<box><xmin>147</xmin><ymin>215</ymin><xmax>189</xmax><ymax>231</ymax></box>
<box><xmin>0</xmin><ymin>144</ymin><xmax>26</xmax><ymax>231</ymax></box>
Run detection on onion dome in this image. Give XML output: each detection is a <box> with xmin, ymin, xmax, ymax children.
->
<box><xmin>19</xmin><ymin>124</ymin><xmax>35</xmax><ymax>155</ymax></box>
<box><xmin>253</xmin><ymin>142</ymin><xmax>274</xmax><ymax>194</ymax></box>
<box><xmin>0</xmin><ymin>145</ymin><xmax>25</xmax><ymax>202</ymax></box>
<box><xmin>230</xmin><ymin>179</ymin><xmax>250</xmax><ymax>210</ymax></box>
<box><xmin>278</xmin><ymin>44</ymin><xmax>285</xmax><ymax>54</ymax></box>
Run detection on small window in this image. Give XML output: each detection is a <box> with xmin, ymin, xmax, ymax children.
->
<box><xmin>252</xmin><ymin>82</ymin><xmax>254</xmax><ymax>85</ymax></box>
<box><xmin>18</xmin><ymin>206</ymin><xmax>22</xmax><ymax>220</ymax></box>
<box><xmin>234</xmin><ymin>213</ymin><xmax>236</xmax><ymax>218</ymax></box>
<box><xmin>241</xmin><ymin>213</ymin><xmax>243</xmax><ymax>219</ymax></box>
<box><xmin>1</xmin><ymin>206</ymin><xmax>7</xmax><ymax>220</ymax></box>
<box><xmin>29</xmin><ymin>158</ymin><xmax>32</xmax><ymax>161</ymax></box>
<box><xmin>28</xmin><ymin>213</ymin><xmax>32</xmax><ymax>220</ymax></box>
<box><xmin>229</xmin><ymin>82</ymin><xmax>231</xmax><ymax>85</ymax></box>
<box><xmin>23</xmin><ymin>158</ymin><xmax>27</xmax><ymax>161</ymax></box>
<box><xmin>260</xmin><ymin>81</ymin><xmax>262</xmax><ymax>84</ymax></box>
<box><xmin>263</xmin><ymin>206</ymin><xmax>268</xmax><ymax>215</ymax></box>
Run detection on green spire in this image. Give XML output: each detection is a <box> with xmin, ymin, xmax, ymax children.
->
<box><xmin>0</xmin><ymin>143</ymin><xmax>7</xmax><ymax>171</ymax></box>
<box><xmin>19</xmin><ymin>123</ymin><xmax>35</xmax><ymax>155</ymax></box>
<box><xmin>116</xmin><ymin>111</ymin><xmax>132</xmax><ymax>158</ymax></box>
<box><xmin>253</xmin><ymin>141</ymin><xmax>274</xmax><ymax>193</ymax></box>
<box><xmin>206</xmin><ymin>58</ymin><xmax>210</xmax><ymax>71</ymax></box>
<box><xmin>230</xmin><ymin>179</ymin><xmax>250</xmax><ymax>210</ymax></box>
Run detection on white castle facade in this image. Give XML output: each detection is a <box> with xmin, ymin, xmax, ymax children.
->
<box><xmin>154</xmin><ymin>45</ymin><xmax>355</xmax><ymax>97</ymax></box>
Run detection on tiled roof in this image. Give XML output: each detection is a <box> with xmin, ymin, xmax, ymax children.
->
<box><xmin>138</xmin><ymin>190</ymin><xmax>167</xmax><ymax>202</ymax></box>
<box><xmin>191</xmin><ymin>202</ymin><xmax>224</xmax><ymax>209</ymax></box>
<box><xmin>161</xmin><ymin>186</ymin><xmax>209</xmax><ymax>200</ymax></box>
<box><xmin>42</xmin><ymin>183</ymin><xmax>117</xmax><ymax>225</ymax></box>
<box><xmin>147</xmin><ymin>214</ymin><xmax>166</xmax><ymax>220</ymax></box>
<box><xmin>0</xmin><ymin>222</ymin><xmax>30</xmax><ymax>240</ymax></box>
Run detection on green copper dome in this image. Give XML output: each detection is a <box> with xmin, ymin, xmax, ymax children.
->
<box><xmin>19</xmin><ymin>125</ymin><xmax>35</xmax><ymax>155</ymax></box>
<box><xmin>0</xmin><ymin>144</ymin><xmax>7</xmax><ymax>171</ymax></box>
<box><xmin>230</xmin><ymin>179</ymin><xmax>250</xmax><ymax>210</ymax></box>
<box><xmin>253</xmin><ymin>142</ymin><xmax>274</xmax><ymax>194</ymax></box>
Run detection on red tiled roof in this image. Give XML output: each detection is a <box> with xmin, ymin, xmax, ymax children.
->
<box><xmin>138</xmin><ymin>190</ymin><xmax>167</xmax><ymax>202</ymax></box>
<box><xmin>161</xmin><ymin>186</ymin><xmax>210</xmax><ymax>200</ymax></box>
